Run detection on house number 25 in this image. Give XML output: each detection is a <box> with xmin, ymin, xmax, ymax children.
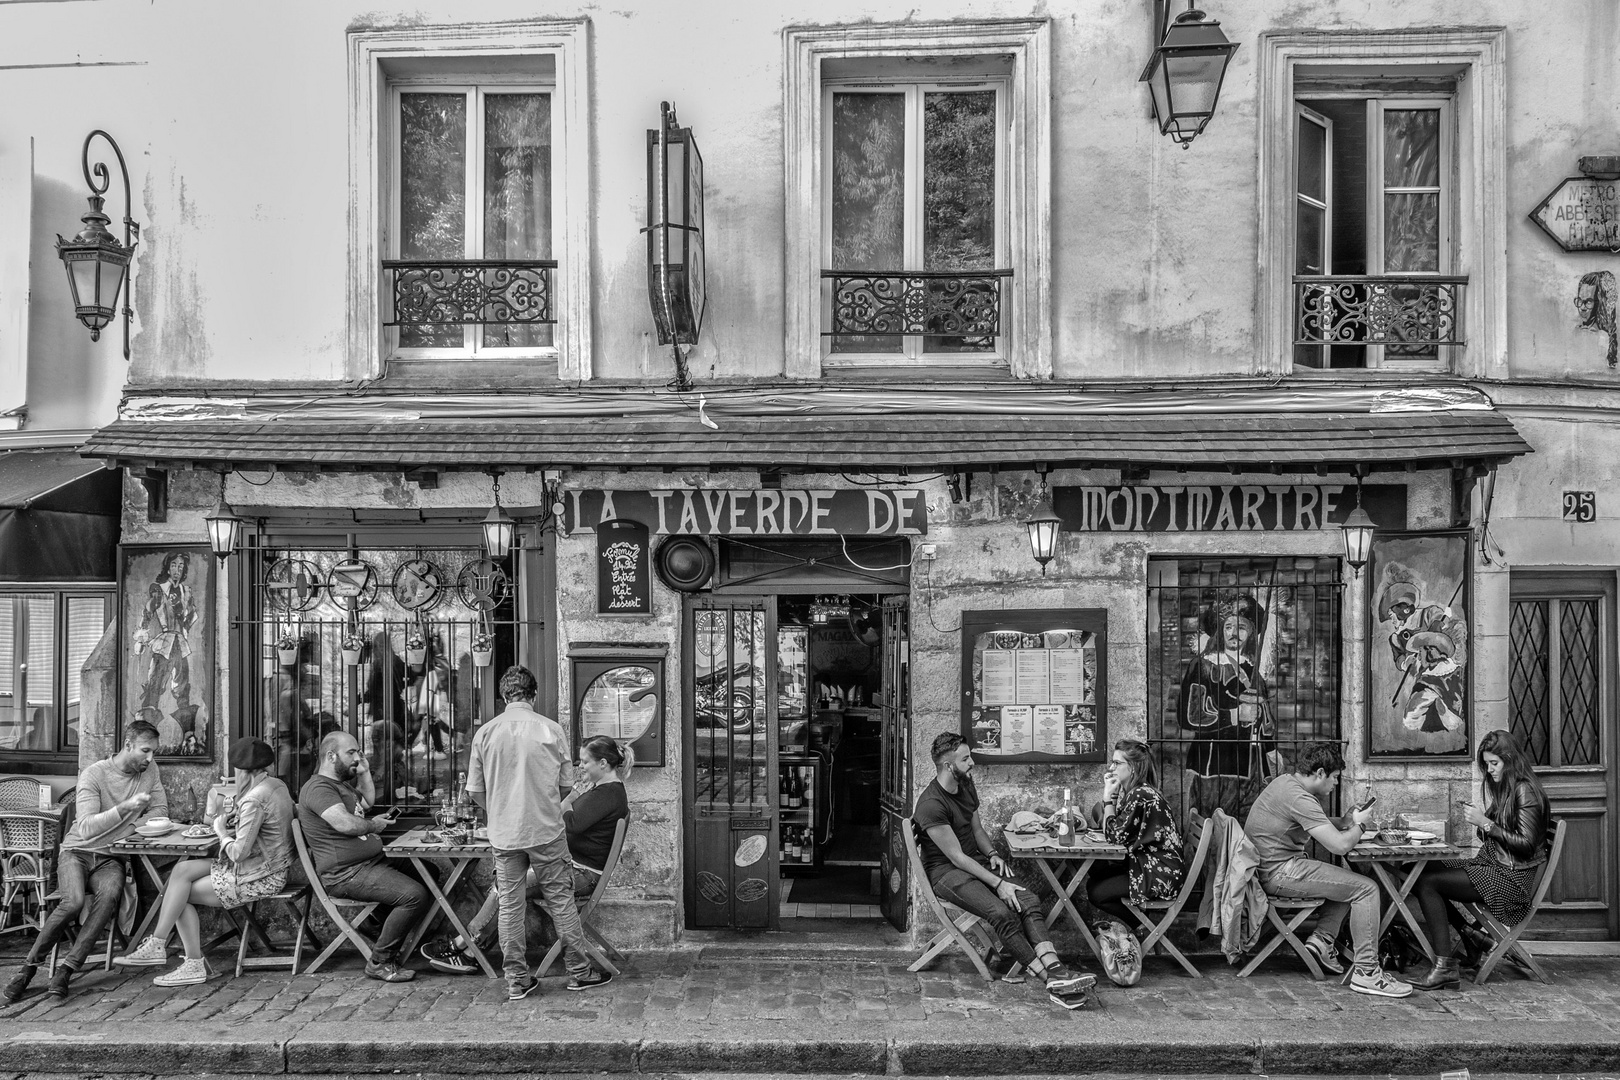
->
<box><xmin>1563</xmin><ymin>491</ymin><xmax>1597</xmax><ymax>522</ymax></box>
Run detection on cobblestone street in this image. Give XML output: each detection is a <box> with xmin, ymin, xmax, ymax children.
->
<box><xmin>2</xmin><ymin>949</ymin><xmax>1618</xmax><ymax>1075</ymax></box>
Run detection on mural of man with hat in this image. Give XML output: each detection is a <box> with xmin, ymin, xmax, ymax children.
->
<box><xmin>133</xmin><ymin>550</ymin><xmax>201</xmax><ymax>751</ymax></box>
<box><xmin>1177</xmin><ymin>591</ymin><xmax>1276</xmax><ymax>818</ymax></box>
<box><xmin>1378</xmin><ymin>572</ymin><xmax>1467</xmax><ymax>735</ymax></box>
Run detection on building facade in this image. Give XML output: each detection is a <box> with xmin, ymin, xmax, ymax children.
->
<box><xmin>2</xmin><ymin>0</ymin><xmax>1617</xmax><ymax>945</ymax></box>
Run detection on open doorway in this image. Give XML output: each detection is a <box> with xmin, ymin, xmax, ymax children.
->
<box><xmin>776</xmin><ymin>593</ymin><xmax>889</xmax><ymax>921</ymax></box>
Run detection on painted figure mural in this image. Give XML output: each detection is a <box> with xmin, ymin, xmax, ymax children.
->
<box><xmin>1178</xmin><ymin>591</ymin><xmax>1276</xmax><ymax>815</ymax></box>
<box><xmin>1575</xmin><ymin>270</ymin><xmax>1617</xmax><ymax>368</ymax></box>
<box><xmin>132</xmin><ymin>551</ymin><xmax>200</xmax><ymax>750</ymax></box>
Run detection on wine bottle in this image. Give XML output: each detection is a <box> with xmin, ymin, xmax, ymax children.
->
<box><xmin>1058</xmin><ymin>787</ymin><xmax>1076</xmax><ymax>847</ymax></box>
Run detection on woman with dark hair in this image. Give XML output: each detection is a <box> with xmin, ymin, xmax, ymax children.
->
<box><xmin>1088</xmin><ymin>740</ymin><xmax>1186</xmax><ymax>942</ymax></box>
<box><xmin>421</xmin><ymin>734</ymin><xmax>633</xmax><ymax>975</ymax></box>
<box><xmin>1410</xmin><ymin>729</ymin><xmax>1551</xmax><ymax>990</ymax></box>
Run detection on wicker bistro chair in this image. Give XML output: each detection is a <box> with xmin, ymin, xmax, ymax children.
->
<box><xmin>1458</xmin><ymin>818</ymin><xmax>1567</xmax><ymax>986</ymax></box>
<box><xmin>0</xmin><ymin>778</ymin><xmax>60</xmax><ymax>935</ymax></box>
<box><xmin>291</xmin><ymin>819</ymin><xmax>379</xmax><ymax>973</ymax></box>
<box><xmin>902</xmin><ymin>817</ymin><xmax>1017</xmax><ymax>983</ymax></box>
<box><xmin>1119</xmin><ymin>810</ymin><xmax>1214</xmax><ymax>978</ymax></box>
<box><xmin>534</xmin><ymin>818</ymin><xmax>627</xmax><ymax>978</ymax></box>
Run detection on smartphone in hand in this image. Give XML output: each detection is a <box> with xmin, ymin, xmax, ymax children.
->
<box><xmin>1356</xmin><ymin>791</ymin><xmax>1378</xmax><ymax>812</ymax></box>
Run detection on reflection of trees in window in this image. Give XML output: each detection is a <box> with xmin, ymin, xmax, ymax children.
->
<box><xmin>831</xmin><ymin>93</ymin><xmax>904</xmax><ymax>271</ymax></box>
<box><xmin>924</xmin><ymin>91</ymin><xmax>996</xmax><ymax>272</ymax></box>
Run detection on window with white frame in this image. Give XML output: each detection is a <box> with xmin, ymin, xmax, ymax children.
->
<box><xmin>784</xmin><ymin>21</ymin><xmax>1051</xmax><ymax>380</ymax></box>
<box><xmin>0</xmin><ymin>589</ymin><xmax>113</xmax><ymax>761</ymax></box>
<box><xmin>823</xmin><ymin>77</ymin><xmax>1008</xmax><ymax>364</ymax></box>
<box><xmin>1256</xmin><ymin>30</ymin><xmax>1508</xmax><ymax>379</ymax></box>
<box><xmin>348</xmin><ymin>22</ymin><xmax>591</xmax><ymax>380</ymax></box>
<box><xmin>390</xmin><ymin>83</ymin><xmax>555</xmax><ymax>356</ymax></box>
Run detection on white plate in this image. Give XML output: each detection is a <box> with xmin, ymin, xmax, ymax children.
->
<box><xmin>183</xmin><ymin>824</ymin><xmax>213</xmax><ymax>838</ymax></box>
<box><xmin>1406</xmin><ymin>829</ymin><xmax>1438</xmax><ymax>841</ymax></box>
<box><xmin>135</xmin><ymin>824</ymin><xmax>174</xmax><ymax>837</ymax></box>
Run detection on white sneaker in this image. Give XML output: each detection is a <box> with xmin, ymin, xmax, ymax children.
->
<box><xmin>1303</xmin><ymin>933</ymin><xmax>1346</xmax><ymax>976</ymax></box>
<box><xmin>114</xmin><ymin>936</ymin><xmax>169</xmax><ymax>967</ymax></box>
<box><xmin>1349</xmin><ymin>966</ymin><xmax>1413</xmax><ymax>998</ymax></box>
<box><xmin>153</xmin><ymin>957</ymin><xmax>211</xmax><ymax>987</ymax></box>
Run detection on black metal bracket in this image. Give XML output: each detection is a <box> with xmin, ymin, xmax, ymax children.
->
<box><xmin>139</xmin><ymin>467</ymin><xmax>167</xmax><ymax>522</ymax></box>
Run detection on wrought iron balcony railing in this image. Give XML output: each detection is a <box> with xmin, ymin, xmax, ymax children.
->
<box><xmin>822</xmin><ymin>268</ymin><xmax>1012</xmax><ymax>337</ymax></box>
<box><xmin>1294</xmin><ymin>275</ymin><xmax>1466</xmax><ymax>347</ymax></box>
<box><xmin>382</xmin><ymin>259</ymin><xmax>557</xmax><ymax>326</ymax></box>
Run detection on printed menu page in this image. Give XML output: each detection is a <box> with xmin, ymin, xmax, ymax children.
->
<box><xmin>1032</xmin><ymin>705</ymin><xmax>1066</xmax><ymax>755</ymax></box>
<box><xmin>981</xmin><ymin>650</ymin><xmax>1017</xmax><ymax>706</ymax></box>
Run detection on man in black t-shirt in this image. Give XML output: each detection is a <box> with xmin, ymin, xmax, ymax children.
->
<box><xmin>914</xmin><ymin>732</ymin><xmax>1095</xmax><ymax>1008</ymax></box>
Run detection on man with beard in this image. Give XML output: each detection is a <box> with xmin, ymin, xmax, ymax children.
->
<box><xmin>3</xmin><ymin>722</ymin><xmax>167</xmax><ymax>1003</ymax></box>
<box><xmin>297</xmin><ymin>731</ymin><xmax>426</xmax><ymax>982</ymax></box>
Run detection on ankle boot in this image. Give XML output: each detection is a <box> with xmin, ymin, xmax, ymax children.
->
<box><xmin>1412</xmin><ymin>955</ymin><xmax>1461</xmax><ymax>991</ymax></box>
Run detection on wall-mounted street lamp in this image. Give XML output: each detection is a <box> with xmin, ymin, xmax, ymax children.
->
<box><xmin>1139</xmin><ymin>1</ymin><xmax>1239</xmax><ymax>148</ymax></box>
<box><xmin>482</xmin><ymin>472</ymin><xmax>517</xmax><ymax>561</ymax></box>
<box><xmin>204</xmin><ymin>472</ymin><xmax>242</xmax><ymax>562</ymax></box>
<box><xmin>1340</xmin><ymin>480</ymin><xmax>1377</xmax><ymax>578</ymax></box>
<box><xmin>646</xmin><ymin>101</ymin><xmax>706</xmax><ymax>390</ymax></box>
<box><xmin>1026</xmin><ymin>467</ymin><xmax>1062</xmax><ymax>576</ymax></box>
<box><xmin>56</xmin><ymin>131</ymin><xmax>140</xmax><ymax>360</ymax></box>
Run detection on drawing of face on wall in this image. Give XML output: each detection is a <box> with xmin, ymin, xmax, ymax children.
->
<box><xmin>1575</xmin><ymin>270</ymin><xmax>1617</xmax><ymax>368</ymax></box>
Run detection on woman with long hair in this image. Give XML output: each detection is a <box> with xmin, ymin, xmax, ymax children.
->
<box><xmin>114</xmin><ymin>738</ymin><xmax>295</xmax><ymax>985</ymax></box>
<box><xmin>1410</xmin><ymin>729</ymin><xmax>1551</xmax><ymax>990</ymax></box>
<box><xmin>1088</xmin><ymin>740</ymin><xmax>1186</xmax><ymax>957</ymax></box>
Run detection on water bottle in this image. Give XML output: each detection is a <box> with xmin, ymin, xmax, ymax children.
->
<box><xmin>1058</xmin><ymin>787</ymin><xmax>1076</xmax><ymax>847</ymax></box>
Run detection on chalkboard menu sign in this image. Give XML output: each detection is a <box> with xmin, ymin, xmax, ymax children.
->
<box><xmin>597</xmin><ymin>520</ymin><xmax>652</xmax><ymax>615</ymax></box>
<box><xmin>961</xmin><ymin>608</ymin><xmax>1107</xmax><ymax>763</ymax></box>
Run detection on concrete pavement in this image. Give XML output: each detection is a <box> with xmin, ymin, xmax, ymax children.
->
<box><xmin>2</xmin><ymin>947</ymin><xmax>1618</xmax><ymax>1075</ymax></box>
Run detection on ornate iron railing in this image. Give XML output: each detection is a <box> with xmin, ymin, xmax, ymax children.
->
<box><xmin>382</xmin><ymin>259</ymin><xmax>557</xmax><ymax>326</ymax></box>
<box><xmin>822</xmin><ymin>268</ymin><xmax>1012</xmax><ymax>337</ymax></box>
<box><xmin>1294</xmin><ymin>275</ymin><xmax>1466</xmax><ymax>347</ymax></box>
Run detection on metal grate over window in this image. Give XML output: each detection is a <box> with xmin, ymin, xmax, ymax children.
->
<box><xmin>236</xmin><ymin>542</ymin><xmax>527</xmax><ymax>805</ymax></box>
<box><xmin>1511</xmin><ymin>595</ymin><xmax>1602</xmax><ymax>768</ymax></box>
<box><xmin>1148</xmin><ymin>557</ymin><xmax>1343</xmax><ymax>828</ymax></box>
<box><xmin>690</xmin><ymin>601</ymin><xmax>768</xmax><ymax>812</ymax></box>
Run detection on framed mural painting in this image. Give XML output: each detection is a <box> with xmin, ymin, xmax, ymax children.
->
<box><xmin>118</xmin><ymin>544</ymin><xmax>215</xmax><ymax>761</ymax></box>
<box><xmin>1366</xmin><ymin>530</ymin><xmax>1471</xmax><ymax>760</ymax></box>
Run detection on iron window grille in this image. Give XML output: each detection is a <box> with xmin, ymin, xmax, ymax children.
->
<box><xmin>1294</xmin><ymin>275</ymin><xmax>1466</xmax><ymax>348</ymax></box>
<box><xmin>1510</xmin><ymin>594</ymin><xmax>1605</xmax><ymax>769</ymax></box>
<box><xmin>821</xmin><ymin>268</ymin><xmax>1012</xmax><ymax>342</ymax></box>
<box><xmin>382</xmin><ymin>259</ymin><xmax>557</xmax><ymax>328</ymax></box>
<box><xmin>1147</xmin><ymin>557</ymin><xmax>1343</xmax><ymax>830</ymax></box>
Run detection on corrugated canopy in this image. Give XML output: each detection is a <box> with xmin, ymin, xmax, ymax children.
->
<box><xmin>81</xmin><ymin>383</ymin><xmax>1532</xmax><ymax>474</ymax></box>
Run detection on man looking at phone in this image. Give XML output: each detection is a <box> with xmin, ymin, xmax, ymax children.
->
<box><xmin>3</xmin><ymin>721</ymin><xmax>166</xmax><ymax>1003</ymax></box>
<box><xmin>1244</xmin><ymin>741</ymin><xmax>1410</xmax><ymax>997</ymax></box>
<box><xmin>914</xmin><ymin>732</ymin><xmax>1094</xmax><ymax>1008</ymax></box>
<box><xmin>297</xmin><ymin>731</ymin><xmax>425</xmax><ymax>982</ymax></box>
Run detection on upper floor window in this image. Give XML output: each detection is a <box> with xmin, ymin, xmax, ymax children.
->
<box><xmin>1256</xmin><ymin>30</ymin><xmax>1508</xmax><ymax>378</ymax></box>
<box><xmin>348</xmin><ymin>21</ymin><xmax>591</xmax><ymax>382</ymax></box>
<box><xmin>824</xmin><ymin>79</ymin><xmax>1008</xmax><ymax>365</ymax></box>
<box><xmin>1293</xmin><ymin>93</ymin><xmax>1457</xmax><ymax>370</ymax></box>
<box><xmin>784</xmin><ymin>20</ymin><xmax>1051</xmax><ymax>380</ymax></box>
<box><xmin>389</xmin><ymin>85</ymin><xmax>555</xmax><ymax>356</ymax></box>
<box><xmin>0</xmin><ymin>589</ymin><xmax>112</xmax><ymax>761</ymax></box>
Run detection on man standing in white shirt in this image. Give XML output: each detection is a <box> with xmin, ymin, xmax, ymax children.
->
<box><xmin>467</xmin><ymin>666</ymin><xmax>610</xmax><ymax>1000</ymax></box>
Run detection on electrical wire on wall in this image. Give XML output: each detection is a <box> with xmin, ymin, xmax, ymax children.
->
<box><xmin>921</xmin><ymin>557</ymin><xmax>961</xmax><ymax>634</ymax></box>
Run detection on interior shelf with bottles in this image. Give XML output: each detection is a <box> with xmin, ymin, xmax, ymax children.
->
<box><xmin>778</xmin><ymin>754</ymin><xmax>822</xmax><ymax>875</ymax></box>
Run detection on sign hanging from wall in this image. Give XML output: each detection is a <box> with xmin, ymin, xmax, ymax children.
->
<box><xmin>1531</xmin><ymin>175</ymin><xmax>1620</xmax><ymax>253</ymax></box>
<box><xmin>565</xmin><ymin>488</ymin><xmax>928</xmax><ymax>537</ymax></box>
<box><xmin>1052</xmin><ymin>483</ymin><xmax>1406</xmax><ymax>533</ymax></box>
<box><xmin>597</xmin><ymin>520</ymin><xmax>652</xmax><ymax>615</ymax></box>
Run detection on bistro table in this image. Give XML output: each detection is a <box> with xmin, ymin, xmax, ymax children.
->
<box><xmin>107</xmin><ymin>825</ymin><xmax>219</xmax><ymax>945</ymax></box>
<box><xmin>1345</xmin><ymin>838</ymin><xmax>1470</xmax><ymax>965</ymax></box>
<box><xmin>384</xmin><ymin>826</ymin><xmax>500</xmax><ymax>978</ymax></box>
<box><xmin>1003</xmin><ymin>829</ymin><xmax>1127</xmax><ymax>964</ymax></box>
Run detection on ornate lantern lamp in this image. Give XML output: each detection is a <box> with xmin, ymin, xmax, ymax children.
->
<box><xmin>1340</xmin><ymin>482</ymin><xmax>1377</xmax><ymax>578</ymax></box>
<box><xmin>1026</xmin><ymin>471</ymin><xmax>1063</xmax><ymax>576</ymax></box>
<box><xmin>647</xmin><ymin>102</ymin><xmax>706</xmax><ymax>388</ymax></box>
<box><xmin>204</xmin><ymin>473</ymin><xmax>242</xmax><ymax>562</ymax></box>
<box><xmin>482</xmin><ymin>472</ymin><xmax>517</xmax><ymax>560</ymax></box>
<box><xmin>1139</xmin><ymin>2</ymin><xmax>1240</xmax><ymax>147</ymax></box>
<box><xmin>56</xmin><ymin>131</ymin><xmax>140</xmax><ymax>360</ymax></box>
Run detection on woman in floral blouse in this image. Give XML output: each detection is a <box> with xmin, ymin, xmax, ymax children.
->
<box><xmin>1089</xmin><ymin>739</ymin><xmax>1186</xmax><ymax>933</ymax></box>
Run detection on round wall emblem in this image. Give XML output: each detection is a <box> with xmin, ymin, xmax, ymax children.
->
<box><xmin>265</xmin><ymin>558</ymin><xmax>323</xmax><ymax>613</ymax></box>
<box><xmin>392</xmin><ymin>558</ymin><xmax>444</xmax><ymax>611</ymax></box>
<box><xmin>735</xmin><ymin>878</ymin><xmax>768</xmax><ymax>903</ymax></box>
<box><xmin>697</xmin><ymin>871</ymin><xmax>728</xmax><ymax>905</ymax></box>
<box><xmin>326</xmin><ymin>559</ymin><xmax>380</xmax><ymax>611</ymax></box>
<box><xmin>734</xmin><ymin>834</ymin><xmax>766</xmax><ymax>867</ymax></box>
<box><xmin>456</xmin><ymin>559</ymin><xmax>511</xmax><ymax>611</ymax></box>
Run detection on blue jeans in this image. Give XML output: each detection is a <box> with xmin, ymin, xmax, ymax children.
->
<box><xmin>931</xmin><ymin>867</ymin><xmax>1050</xmax><ymax>968</ymax></box>
<box><xmin>26</xmin><ymin>850</ymin><xmax>125</xmax><ymax>971</ymax></box>
<box><xmin>1260</xmin><ymin>856</ymin><xmax>1380</xmax><ymax>968</ymax></box>
<box><xmin>323</xmin><ymin>858</ymin><xmax>430</xmax><ymax>964</ymax></box>
<box><xmin>466</xmin><ymin>865</ymin><xmax>595</xmax><ymax>951</ymax></box>
<box><xmin>494</xmin><ymin>836</ymin><xmax>591</xmax><ymax>985</ymax></box>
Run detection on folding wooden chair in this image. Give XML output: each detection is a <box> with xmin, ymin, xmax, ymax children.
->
<box><xmin>1458</xmin><ymin>818</ymin><xmax>1566</xmax><ymax>986</ymax></box>
<box><xmin>1121</xmin><ymin>810</ymin><xmax>1213</xmax><ymax>977</ymax></box>
<box><xmin>42</xmin><ymin>888</ymin><xmax>121</xmax><ymax>975</ymax></box>
<box><xmin>292</xmin><ymin>819</ymin><xmax>379</xmax><ymax>973</ymax></box>
<box><xmin>902</xmin><ymin>817</ymin><xmax>1013</xmax><ymax>983</ymax></box>
<box><xmin>536</xmin><ymin>818</ymin><xmax>627</xmax><ymax>977</ymax></box>
<box><xmin>1237</xmin><ymin>894</ymin><xmax>1327</xmax><ymax>979</ymax></box>
<box><xmin>231</xmin><ymin>882</ymin><xmax>315</xmax><ymax>977</ymax></box>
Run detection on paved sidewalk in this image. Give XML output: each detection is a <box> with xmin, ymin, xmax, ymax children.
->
<box><xmin>2</xmin><ymin>948</ymin><xmax>1618</xmax><ymax>1075</ymax></box>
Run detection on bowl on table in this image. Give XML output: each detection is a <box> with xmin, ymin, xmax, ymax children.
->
<box><xmin>1376</xmin><ymin>828</ymin><xmax>1411</xmax><ymax>846</ymax></box>
<box><xmin>135</xmin><ymin>817</ymin><xmax>175</xmax><ymax>837</ymax></box>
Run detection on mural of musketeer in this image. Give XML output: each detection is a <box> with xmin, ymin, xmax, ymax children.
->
<box><xmin>1177</xmin><ymin>592</ymin><xmax>1277</xmax><ymax>820</ymax></box>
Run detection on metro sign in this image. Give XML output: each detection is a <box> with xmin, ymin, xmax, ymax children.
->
<box><xmin>1531</xmin><ymin>175</ymin><xmax>1620</xmax><ymax>253</ymax></box>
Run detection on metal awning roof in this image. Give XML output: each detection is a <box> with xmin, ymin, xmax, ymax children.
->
<box><xmin>0</xmin><ymin>449</ymin><xmax>121</xmax><ymax>581</ymax></box>
<box><xmin>81</xmin><ymin>384</ymin><xmax>1533</xmax><ymax>474</ymax></box>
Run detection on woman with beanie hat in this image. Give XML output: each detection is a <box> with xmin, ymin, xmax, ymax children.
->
<box><xmin>114</xmin><ymin>737</ymin><xmax>295</xmax><ymax>985</ymax></box>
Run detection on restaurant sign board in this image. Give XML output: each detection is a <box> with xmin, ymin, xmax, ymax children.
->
<box><xmin>1052</xmin><ymin>483</ymin><xmax>1406</xmax><ymax>533</ymax></box>
<box><xmin>1531</xmin><ymin>176</ymin><xmax>1620</xmax><ymax>253</ymax></box>
<box><xmin>597</xmin><ymin>519</ymin><xmax>652</xmax><ymax>615</ymax></box>
<box><xmin>565</xmin><ymin>488</ymin><xmax>928</xmax><ymax>537</ymax></box>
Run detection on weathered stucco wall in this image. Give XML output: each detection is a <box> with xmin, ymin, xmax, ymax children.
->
<box><xmin>3</xmin><ymin>0</ymin><xmax>1617</xmax><ymax>387</ymax></box>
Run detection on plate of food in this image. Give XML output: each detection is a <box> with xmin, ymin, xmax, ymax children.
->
<box><xmin>1083</xmin><ymin>830</ymin><xmax>1108</xmax><ymax>843</ymax></box>
<box><xmin>183</xmin><ymin>823</ymin><xmax>213</xmax><ymax>839</ymax></box>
